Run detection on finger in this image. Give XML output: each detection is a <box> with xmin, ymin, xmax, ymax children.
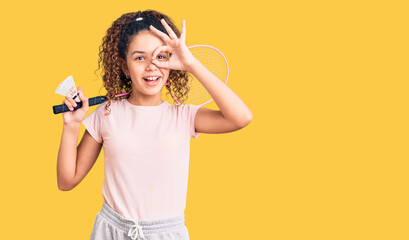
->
<box><xmin>152</xmin><ymin>45</ymin><xmax>172</xmax><ymax>60</ymax></box>
<box><xmin>180</xmin><ymin>19</ymin><xmax>186</xmax><ymax>43</ymax></box>
<box><xmin>152</xmin><ymin>59</ymin><xmax>170</xmax><ymax>69</ymax></box>
<box><xmin>77</xmin><ymin>87</ymin><xmax>89</xmax><ymax>108</ymax></box>
<box><xmin>149</xmin><ymin>25</ymin><xmax>171</xmax><ymax>42</ymax></box>
<box><xmin>160</xmin><ymin>19</ymin><xmax>178</xmax><ymax>40</ymax></box>
<box><xmin>67</xmin><ymin>97</ymin><xmax>77</xmax><ymax>108</ymax></box>
<box><xmin>64</xmin><ymin>99</ymin><xmax>74</xmax><ymax>111</ymax></box>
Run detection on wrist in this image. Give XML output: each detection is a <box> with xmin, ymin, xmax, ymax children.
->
<box><xmin>63</xmin><ymin>122</ymin><xmax>81</xmax><ymax>129</ymax></box>
<box><xmin>185</xmin><ymin>58</ymin><xmax>201</xmax><ymax>73</ymax></box>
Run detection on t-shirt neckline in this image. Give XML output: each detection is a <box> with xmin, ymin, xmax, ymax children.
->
<box><xmin>124</xmin><ymin>98</ymin><xmax>168</xmax><ymax>109</ymax></box>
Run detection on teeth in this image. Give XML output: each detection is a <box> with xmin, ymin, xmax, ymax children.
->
<box><xmin>145</xmin><ymin>77</ymin><xmax>159</xmax><ymax>81</ymax></box>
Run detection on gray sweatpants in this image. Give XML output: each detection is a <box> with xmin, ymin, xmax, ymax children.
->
<box><xmin>90</xmin><ymin>202</ymin><xmax>190</xmax><ymax>240</ymax></box>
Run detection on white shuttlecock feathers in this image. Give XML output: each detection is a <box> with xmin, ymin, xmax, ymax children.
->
<box><xmin>55</xmin><ymin>75</ymin><xmax>81</xmax><ymax>102</ymax></box>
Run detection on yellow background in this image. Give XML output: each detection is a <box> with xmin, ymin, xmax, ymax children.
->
<box><xmin>1</xmin><ymin>0</ymin><xmax>408</xmax><ymax>239</ymax></box>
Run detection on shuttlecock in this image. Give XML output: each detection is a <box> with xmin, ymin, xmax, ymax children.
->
<box><xmin>55</xmin><ymin>75</ymin><xmax>81</xmax><ymax>102</ymax></box>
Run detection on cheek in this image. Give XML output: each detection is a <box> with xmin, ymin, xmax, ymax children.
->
<box><xmin>161</xmin><ymin>70</ymin><xmax>170</xmax><ymax>79</ymax></box>
<box><xmin>129</xmin><ymin>64</ymin><xmax>144</xmax><ymax>74</ymax></box>
<box><xmin>165</xmin><ymin>70</ymin><xmax>171</xmax><ymax>77</ymax></box>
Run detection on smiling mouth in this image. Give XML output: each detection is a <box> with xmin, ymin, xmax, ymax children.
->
<box><xmin>143</xmin><ymin>76</ymin><xmax>160</xmax><ymax>81</ymax></box>
<box><xmin>143</xmin><ymin>76</ymin><xmax>161</xmax><ymax>86</ymax></box>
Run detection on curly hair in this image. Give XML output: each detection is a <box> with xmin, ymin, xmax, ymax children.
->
<box><xmin>94</xmin><ymin>10</ymin><xmax>190</xmax><ymax>116</ymax></box>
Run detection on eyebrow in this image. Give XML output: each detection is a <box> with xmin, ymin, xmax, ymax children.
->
<box><xmin>131</xmin><ymin>50</ymin><xmax>146</xmax><ymax>56</ymax></box>
<box><xmin>131</xmin><ymin>50</ymin><xmax>169</xmax><ymax>57</ymax></box>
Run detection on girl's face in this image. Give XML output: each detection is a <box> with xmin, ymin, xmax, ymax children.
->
<box><xmin>121</xmin><ymin>30</ymin><xmax>170</xmax><ymax>99</ymax></box>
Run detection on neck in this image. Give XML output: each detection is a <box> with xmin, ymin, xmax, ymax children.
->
<box><xmin>127</xmin><ymin>93</ymin><xmax>163</xmax><ymax>106</ymax></box>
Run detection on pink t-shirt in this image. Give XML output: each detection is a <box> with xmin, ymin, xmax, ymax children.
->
<box><xmin>82</xmin><ymin>98</ymin><xmax>201</xmax><ymax>221</ymax></box>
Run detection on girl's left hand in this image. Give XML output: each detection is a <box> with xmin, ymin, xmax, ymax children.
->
<box><xmin>149</xmin><ymin>19</ymin><xmax>197</xmax><ymax>72</ymax></box>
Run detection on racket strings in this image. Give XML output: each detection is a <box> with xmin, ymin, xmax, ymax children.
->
<box><xmin>183</xmin><ymin>47</ymin><xmax>228</xmax><ymax>105</ymax></box>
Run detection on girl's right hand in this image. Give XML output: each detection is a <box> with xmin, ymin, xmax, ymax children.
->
<box><xmin>62</xmin><ymin>86</ymin><xmax>89</xmax><ymax>125</ymax></box>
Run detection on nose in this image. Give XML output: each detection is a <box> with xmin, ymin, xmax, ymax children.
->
<box><xmin>145</xmin><ymin>60</ymin><xmax>158</xmax><ymax>71</ymax></box>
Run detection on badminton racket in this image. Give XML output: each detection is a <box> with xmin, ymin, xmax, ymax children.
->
<box><xmin>52</xmin><ymin>45</ymin><xmax>229</xmax><ymax>114</ymax></box>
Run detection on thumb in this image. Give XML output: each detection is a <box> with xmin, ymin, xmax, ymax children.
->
<box><xmin>152</xmin><ymin>59</ymin><xmax>169</xmax><ymax>69</ymax></box>
<box><xmin>77</xmin><ymin>87</ymin><xmax>89</xmax><ymax>108</ymax></box>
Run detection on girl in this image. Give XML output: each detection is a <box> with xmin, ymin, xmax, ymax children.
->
<box><xmin>57</xmin><ymin>10</ymin><xmax>252</xmax><ymax>240</ymax></box>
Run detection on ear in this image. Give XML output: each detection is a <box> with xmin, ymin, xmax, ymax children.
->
<box><xmin>120</xmin><ymin>58</ymin><xmax>129</xmax><ymax>76</ymax></box>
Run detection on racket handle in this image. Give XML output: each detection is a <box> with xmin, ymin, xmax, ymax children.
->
<box><xmin>52</xmin><ymin>96</ymin><xmax>108</xmax><ymax>114</ymax></box>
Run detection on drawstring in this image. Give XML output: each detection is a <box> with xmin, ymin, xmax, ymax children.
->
<box><xmin>127</xmin><ymin>221</ymin><xmax>145</xmax><ymax>239</ymax></box>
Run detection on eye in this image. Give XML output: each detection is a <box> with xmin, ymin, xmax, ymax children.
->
<box><xmin>135</xmin><ymin>56</ymin><xmax>144</xmax><ymax>61</ymax></box>
<box><xmin>157</xmin><ymin>54</ymin><xmax>168</xmax><ymax>60</ymax></box>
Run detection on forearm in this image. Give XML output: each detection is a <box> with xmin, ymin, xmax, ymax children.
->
<box><xmin>188</xmin><ymin>59</ymin><xmax>252</xmax><ymax>126</ymax></box>
<box><xmin>57</xmin><ymin>123</ymin><xmax>80</xmax><ymax>190</ymax></box>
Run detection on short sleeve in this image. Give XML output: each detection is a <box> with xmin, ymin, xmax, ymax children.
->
<box><xmin>82</xmin><ymin>105</ymin><xmax>104</xmax><ymax>144</ymax></box>
<box><xmin>187</xmin><ymin>104</ymin><xmax>202</xmax><ymax>139</ymax></box>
